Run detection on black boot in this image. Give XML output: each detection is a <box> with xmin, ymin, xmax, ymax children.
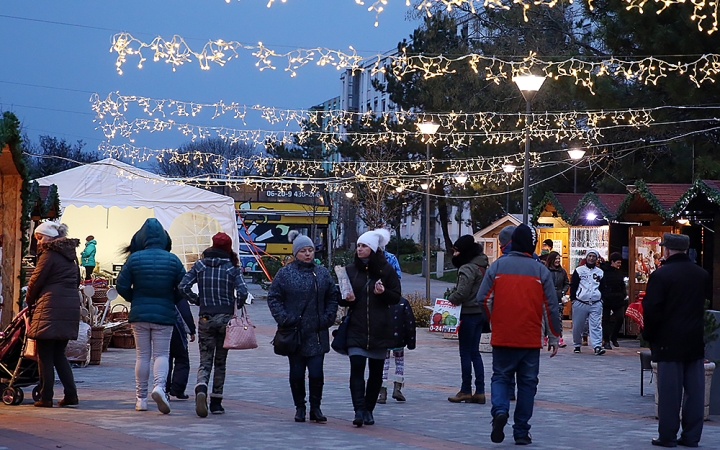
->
<box><xmin>195</xmin><ymin>384</ymin><xmax>208</xmax><ymax>418</ymax></box>
<box><xmin>308</xmin><ymin>377</ymin><xmax>327</xmax><ymax>423</ymax></box>
<box><xmin>290</xmin><ymin>379</ymin><xmax>306</xmax><ymax>422</ymax></box>
<box><xmin>350</xmin><ymin>378</ymin><xmax>366</xmax><ymax>427</ymax></box>
<box><xmin>209</xmin><ymin>397</ymin><xmax>225</xmax><ymax>414</ymax></box>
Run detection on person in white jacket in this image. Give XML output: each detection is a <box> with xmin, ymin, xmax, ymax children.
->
<box><xmin>569</xmin><ymin>249</ymin><xmax>605</xmax><ymax>356</ymax></box>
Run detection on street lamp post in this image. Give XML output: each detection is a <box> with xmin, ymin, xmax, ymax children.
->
<box><xmin>513</xmin><ymin>75</ymin><xmax>546</xmax><ymax>225</ymax></box>
<box><xmin>567</xmin><ymin>149</ymin><xmax>586</xmax><ymax>194</ymax></box>
<box><xmin>502</xmin><ymin>163</ymin><xmax>517</xmax><ymax>213</ymax></box>
<box><xmin>417</xmin><ymin>121</ymin><xmax>440</xmax><ymax>302</ymax></box>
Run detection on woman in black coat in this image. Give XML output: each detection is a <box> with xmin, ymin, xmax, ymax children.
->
<box><xmin>339</xmin><ymin>229</ymin><xmax>401</xmax><ymax>427</ymax></box>
<box><xmin>267</xmin><ymin>231</ymin><xmax>339</xmax><ymax>423</ymax></box>
<box><xmin>26</xmin><ymin>222</ymin><xmax>81</xmax><ymax>408</ymax></box>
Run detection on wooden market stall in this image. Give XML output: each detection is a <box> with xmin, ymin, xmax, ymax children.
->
<box><xmin>473</xmin><ymin>214</ymin><xmax>521</xmax><ymax>263</ymax></box>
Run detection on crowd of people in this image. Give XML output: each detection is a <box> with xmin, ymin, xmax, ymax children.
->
<box><xmin>22</xmin><ymin>218</ymin><xmax>709</xmax><ymax>447</ymax></box>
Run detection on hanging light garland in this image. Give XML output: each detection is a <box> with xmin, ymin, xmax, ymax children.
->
<box><xmin>233</xmin><ymin>0</ymin><xmax>720</xmax><ymax>35</ymax></box>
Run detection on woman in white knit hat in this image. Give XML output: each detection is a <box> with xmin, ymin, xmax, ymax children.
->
<box><xmin>339</xmin><ymin>228</ymin><xmax>402</xmax><ymax>427</ymax></box>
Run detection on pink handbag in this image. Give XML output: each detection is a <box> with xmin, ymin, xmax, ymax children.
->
<box><xmin>223</xmin><ymin>305</ymin><xmax>258</xmax><ymax>350</ymax></box>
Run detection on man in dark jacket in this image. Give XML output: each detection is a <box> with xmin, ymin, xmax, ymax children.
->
<box><xmin>600</xmin><ymin>252</ymin><xmax>627</xmax><ymax>349</ymax></box>
<box><xmin>643</xmin><ymin>233</ymin><xmax>709</xmax><ymax>448</ymax></box>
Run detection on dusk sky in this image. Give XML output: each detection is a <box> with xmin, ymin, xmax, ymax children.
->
<box><xmin>1</xmin><ymin>1</ymin><xmax>421</xmax><ymax>154</ymax></box>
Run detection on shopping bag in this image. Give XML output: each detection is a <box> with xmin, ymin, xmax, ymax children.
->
<box><xmin>223</xmin><ymin>306</ymin><xmax>258</xmax><ymax>350</ymax></box>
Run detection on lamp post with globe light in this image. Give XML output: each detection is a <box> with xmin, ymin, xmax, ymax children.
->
<box><xmin>416</xmin><ymin>121</ymin><xmax>439</xmax><ymax>303</ymax></box>
<box><xmin>513</xmin><ymin>74</ymin><xmax>546</xmax><ymax>224</ymax></box>
<box><xmin>567</xmin><ymin>149</ymin><xmax>586</xmax><ymax>193</ymax></box>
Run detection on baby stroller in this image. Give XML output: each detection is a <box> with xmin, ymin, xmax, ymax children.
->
<box><xmin>0</xmin><ymin>307</ymin><xmax>41</xmax><ymax>405</ymax></box>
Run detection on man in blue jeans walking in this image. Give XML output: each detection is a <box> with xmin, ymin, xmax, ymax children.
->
<box><xmin>476</xmin><ymin>224</ymin><xmax>561</xmax><ymax>445</ymax></box>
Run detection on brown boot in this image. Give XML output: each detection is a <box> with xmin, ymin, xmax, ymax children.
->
<box><xmin>471</xmin><ymin>392</ymin><xmax>486</xmax><ymax>404</ymax></box>
<box><xmin>392</xmin><ymin>382</ymin><xmax>406</xmax><ymax>402</ymax></box>
<box><xmin>448</xmin><ymin>391</ymin><xmax>473</xmax><ymax>403</ymax></box>
<box><xmin>377</xmin><ymin>386</ymin><xmax>387</xmax><ymax>404</ymax></box>
<box><xmin>34</xmin><ymin>399</ymin><xmax>53</xmax><ymax>408</ymax></box>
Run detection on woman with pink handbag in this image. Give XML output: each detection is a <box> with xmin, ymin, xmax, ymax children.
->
<box><xmin>178</xmin><ymin>232</ymin><xmax>248</xmax><ymax>417</ymax></box>
<box><xmin>267</xmin><ymin>231</ymin><xmax>339</xmax><ymax>423</ymax></box>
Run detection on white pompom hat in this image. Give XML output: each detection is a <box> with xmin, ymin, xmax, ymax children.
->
<box><xmin>357</xmin><ymin>228</ymin><xmax>391</xmax><ymax>253</ymax></box>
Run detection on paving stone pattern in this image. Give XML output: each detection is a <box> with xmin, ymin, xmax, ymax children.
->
<box><xmin>0</xmin><ymin>278</ymin><xmax>718</xmax><ymax>449</ymax></box>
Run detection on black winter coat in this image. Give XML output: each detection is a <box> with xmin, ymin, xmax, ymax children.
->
<box><xmin>642</xmin><ymin>253</ymin><xmax>709</xmax><ymax>362</ymax></box>
<box><xmin>600</xmin><ymin>262</ymin><xmax>626</xmax><ymax>307</ymax></box>
<box><xmin>389</xmin><ymin>298</ymin><xmax>417</xmax><ymax>349</ymax></box>
<box><xmin>267</xmin><ymin>260</ymin><xmax>340</xmax><ymax>357</ymax></box>
<box><xmin>27</xmin><ymin>237</ymin><xmax>81</xmax><ymax>341</ymax></box>
<box><xmin>339</xmin><ymin>260</ymin><xmax>401</xmax><ymax>350</ymax></box>
<box><xmin>548</xmin><ymin>266</ymin><xmax>570</xmax><ymax>303</ymax></box>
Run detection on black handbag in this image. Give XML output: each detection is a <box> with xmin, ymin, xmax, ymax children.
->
<box><xmin>272</xmin><ymin>325</ymin><xmax>302</xmax><ymax>356</ymax></box>
<box><xmin>331</xmin><ymin>311</ymin><xmax>351</xmax><ymax>355</ymax></box>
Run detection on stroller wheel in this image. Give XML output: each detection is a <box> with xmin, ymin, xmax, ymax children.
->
<box><xmin>13</xmin><ymin>388</ymin><xmax>24</xmax><ymax>405</ymax></box>
<box><xmin>2</xmin><ymin>387</ymin><xmax>17</xmax><ymax>405</ymax></box>
<box><xmin>32</xmin><ymin>385</ymin><xmax>42</xmax><ymax>402</ymax></box>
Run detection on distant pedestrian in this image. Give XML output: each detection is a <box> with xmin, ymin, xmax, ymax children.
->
<box><xmin>476</xmin><ymin>224</ymin><xmax>561</xmax><ymax>445</ymax></box>
<box><xmin>339</xmin><ymin>229</ymin><xmax>401</xmax><ymax>427</ymax></box>
<box><xmin>80</xmin><ymin>235</ymin><xmax>97</xmax><ymax>281</ymax></box>
<box><xmin>498</xmin><ymin>225</ymin><xmax>516</xmax><ymax>257</ymax></box>
<box><xmin>166</xmin><ymin>297</ymin><xmax>196</xmax><ymax>400</ymax></box>
<box><xmin>267</xmin><ymin>231</ymin><xmax>339</xmax><ymax>423</ymax></box>
<box><xmin>447</xmin><ymin>235</ymin><xmax>489</xmax><ymax>404</ymax></box>
<box><xmin>570</xmin><ymin>249</ymin><xmax>605</xmax><ymax>356</ymax></box>
<box><xmin>538</xmin><ymin>239</ymin><xmax>553</xmax><ymax>264</ymax></box>
<box><xmin>117</xmin><ymin>218</ymin><xmax>186</xmax><ymax>414</ymax></box>
<box><xmin>377</xmin><ymin>245</ymin><xmax>406</xmax><ymax>405</ymax></box>
<box><xmin>179</xmin><ymin>232</ymin><xmax>247</xmax><ymax>417</ymax></box>
<box><xmin>378</xmin><ymin>297</ymin><xmax>416</xmax><ymax>404</ymax></box>
<box><xmin>643</xmin><ymin>233</ymin><xmax>709</xmax><ymax>448</ymax></box>
<box><xmin>600</xmin><ymin>252</ymin><xmax>626</xmax><ymax>350</ymax></box>
<box><xmin>27</xmin><ymin>222</ymin><xmax>81</xmax><ymax>408</ymax></box>
<box><xmin>545</xmin><ymin>251</ymin><xmax>569</xmax><ymax>348</ymax></box>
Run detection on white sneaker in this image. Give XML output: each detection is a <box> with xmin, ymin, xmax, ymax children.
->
<box><xmin>151</xmin><ymin>386</ymin><xmax>171</xmax><ymax>414</ymax></box>
<box><xmin>135</xmin><ymin>397</ymin><xmax>148</xmax><ymax>411</ymax></box>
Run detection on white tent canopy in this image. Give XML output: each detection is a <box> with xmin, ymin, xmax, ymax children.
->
<box><xmin>35</xmin><ymin>158</ymin><xmax>239</xmax><ymax>272</ymax></box>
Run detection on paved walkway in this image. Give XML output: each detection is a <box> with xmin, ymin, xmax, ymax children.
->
<box><xmin>1</xmin><ymin>282</ymin><xmax>718</xmax><ymax>449</ymax></box>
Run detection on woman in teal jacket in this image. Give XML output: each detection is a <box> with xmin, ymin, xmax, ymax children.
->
<box><xmin>116</xmin><ymin>218</ymin><xmax>185</xmax><ymax>414</ymax></box>
<box><xmin>80</xmin><ymin>236</ymin><xmax>97</xmax><ymax>281</ymax></box>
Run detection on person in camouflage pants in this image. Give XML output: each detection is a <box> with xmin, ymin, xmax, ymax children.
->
<box><xmin>179</xmin><ymin>232</ymin><xmax>247</xmax><ymax>417</ymax></box>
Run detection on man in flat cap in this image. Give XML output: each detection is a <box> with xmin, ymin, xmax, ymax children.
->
<box><xmin>643</xmin><ymin>233</ymin><xmax>709</xmax><ymax>448</ymax></box>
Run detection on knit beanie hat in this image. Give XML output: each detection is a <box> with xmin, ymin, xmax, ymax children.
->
<box><xmin>211</xmin><ymin>232</ymin><xmax>233</xmax><ymax>255</ymax></box>
<box><xmin>498</xmin><ymin>225</ymin><xmax>516</xmax><ymax>246</ymax></box>
<box><xmin>357</xmin><ymin>228</ymin><xmax>391</xmax><ymax>253</ymax></box>
<box><xmin>453</xmin><ymin>235</ymin><xmax>479</xmax><ymax>255</ymax></box>
<box><xmin>289</xmin><ymin>230</ymin><xmax>314</xmax><ymax>256</ymax></box>
<box><xmin>586</xmin><ymin>248</ymin><xmax>601</xmax><ymax>257</ymax></box>
<box><xmin>511</xmin><ymin>224</ymin><xmax>534</xmax><ymax>254</ymax></box>
<box><xmin>35</xmin><ymin>221</ymin><xmax>68</xmax><ymax>238</ymax></box>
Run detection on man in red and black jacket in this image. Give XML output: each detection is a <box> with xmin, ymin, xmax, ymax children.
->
<box><xmin>476</xmin><ymin>224</ymin><xmax>561</xmax><ymax>446</ymax></box>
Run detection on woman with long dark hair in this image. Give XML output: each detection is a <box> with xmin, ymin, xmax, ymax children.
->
<box><xmin>116</xmin><ymin>218</ymin><xmax>185</xmax><ymax>414</ymax></box>
<box><xmin>545</xmin><ymin>251</ymin><xmax>569</xmax><ymax>348</ymax></box>
<box><xmin>27</xmin><ymin>222</ymin><xmax>81</xmax><ymax>408</ymax></box>
<box><xmin>267</xmin><ymin>231</ymin><xmax>339</xmax><ymax>423</ymax></box>
<box><xmin>340</xmin><ymin>229</ymin><xmax>401</xmax><ymax>427</ymax></box>
<box><xmin>446</xmin><ymin>235</ymin><xmax>489</xmax><ymax>404</ymax></box>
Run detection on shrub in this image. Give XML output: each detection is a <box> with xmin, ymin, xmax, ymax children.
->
<box><xmin>405</xmin><ymin>292</ymin><xmax>432</xmax><ymax>327</ymax></box>
<box><xmin>388</xmin><ymin>236</ymin><xmax>420</xmax><ymax>255</ymax></box>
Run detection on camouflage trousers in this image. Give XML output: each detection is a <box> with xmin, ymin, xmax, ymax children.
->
<box><xmin>196</xmin><ymin>313</ymin><xmax>232</xmax><ymax>399</ymax></box>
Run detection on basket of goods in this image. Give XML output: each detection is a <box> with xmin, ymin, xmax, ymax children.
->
<box><xmin>107</xmin><ymin>304</ymin><xmax>129</xmax><ymax>322</ymax></box>
<box><xmin>89</xmin><ymin>326</ymin><xmax>104</xmax><ymax>364</ymax></box>
<box><xmin>111</xmin><ymin>323</ymin><xmax>136</xmax><ymax>349</ymax></box>
<box><xmin>91</xmin><ymin>277</ymin><xmax>110</xmax><ymax>301</ymax></box>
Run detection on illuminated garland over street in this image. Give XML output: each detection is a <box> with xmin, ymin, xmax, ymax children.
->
<box><xmin>243</xmin><ymin>0</ymin><xmax>720</xmax><ymax>35</ymax></box>
<box><xmin>110</xmin><ymin>34</ymin><xmax>720</xmax><ymax>93</ymax></box>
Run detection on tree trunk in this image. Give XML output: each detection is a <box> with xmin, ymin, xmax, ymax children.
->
<box><xmin>436</xmin><ymin>193</ymin><xmax>453</xmax><ymax>254</ymax></box>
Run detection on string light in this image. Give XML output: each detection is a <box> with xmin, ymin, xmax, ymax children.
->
<box><xmin>110</xmin><ymin>33</ymin><xmax>720</xmax><ymax>92</ymax></box>
<box><xmin>229</xmin><ymin>0</ymin><xmax>720</xmax><ymax>35</ymax></box>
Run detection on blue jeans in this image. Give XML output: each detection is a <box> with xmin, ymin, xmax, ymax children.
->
<box><xmin>458</xmin><ymin>313</ymin><xmax>486</xmax><ymax>394</ymax></box>
<box><xmin>490</xmin><ymin>347</ymin><xmax>540</xmax><ymax>439</ymax></box>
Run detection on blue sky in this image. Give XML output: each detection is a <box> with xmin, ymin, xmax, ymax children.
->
<box><xmin>0</xmin><ymin>1</ymin><xmax>420</xmax><ymax>153</ymax></box>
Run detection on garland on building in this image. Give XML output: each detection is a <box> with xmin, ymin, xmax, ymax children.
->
<box><xmin>569</xmin><ymin>192</ymin><xmax>617</xmax><ymax>224</ymax></box>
